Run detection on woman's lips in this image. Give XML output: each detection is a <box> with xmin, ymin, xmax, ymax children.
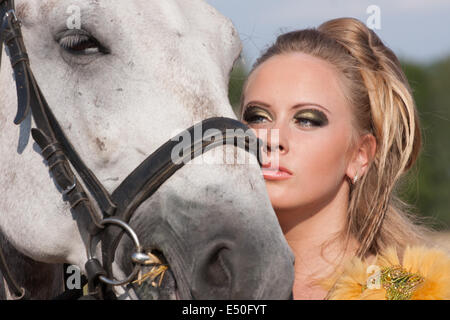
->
<box><xmin>261</xmin><ymin>165</ymin><xmax>293</xmax><ymax>180</ymax></box>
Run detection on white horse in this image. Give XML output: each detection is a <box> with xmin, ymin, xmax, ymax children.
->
<box><xmin>0</xmin><ymin>0</ymin><xmax>294</xmax><ymax>299</ymax></box>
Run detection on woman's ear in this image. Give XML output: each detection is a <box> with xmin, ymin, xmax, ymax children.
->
<box><xmin>346</xmin><ymin>133</ymin><xmax>377</xmax><ymax>183</ymax></box>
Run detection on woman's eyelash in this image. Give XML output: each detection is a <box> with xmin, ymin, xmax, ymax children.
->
<box><xmin>242</xmin><ymin>106</ymin><xmax>272</xmax><ymax>123</ymax></box>
<box><xmin>294</xmin><ymin>109</ymin><xmax>329</xmax><ymax>127</ymax></box>
<box><xmin>294</xmin><ymin>117</ymin><xmax>328</xmax><ymax>129</ymax></box>
<box><xmin>295</xmin><ymin>118</ymin><xmax>320</xmax><ymax>126</ymax></box>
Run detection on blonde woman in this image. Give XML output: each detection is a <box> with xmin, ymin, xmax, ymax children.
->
<box><xmin>239</xmin><ymin>17</ymin><xmax>450</xmax><ymax>300</ymax></box>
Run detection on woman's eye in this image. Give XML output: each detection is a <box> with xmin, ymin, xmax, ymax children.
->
<box><xmin>58</xmin><ymin>30</ymin><xmax>110</xmax><ymax>55</ymax></box>
<box><xmin>245</xmin><ymin>114</ymin><xmax>268</xmax><ymax>124</ymax></box>
<box><xmin>242</xmin><ymin>106</ymin><xmax>272</xmax><ymax>124</ymax></box>
<box><xmin>295</xmin><ymin>118</ymin><xmax>319</xmax><ymax>128</ymax></box>
<box><xmin>294</xmin><ymin>109</ymin><xmax>329</xmax><ymax>128</ymax></box>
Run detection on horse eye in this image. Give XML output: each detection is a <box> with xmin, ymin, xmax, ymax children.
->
<box><xmin>57</xmin><ymin>30</ymin><xmax>110</xmax><ymax>55</ymax></box>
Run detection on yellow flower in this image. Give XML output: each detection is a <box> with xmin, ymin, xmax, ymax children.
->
<box><xmin>322</xmin><ymin>246</ymin><xmax>450</xmax><ymax>300</ymax></box>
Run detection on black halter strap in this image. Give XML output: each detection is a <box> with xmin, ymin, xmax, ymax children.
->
<box><xmin>0</xmin><ymin>0</ymin><xmax>109</xmax><ymax>234</ymax></box>
<box><xmin>0</xmin><ymin>0</ymin><xmax>264</xmax><ymax>300</ymax></box>
<box><xmin>101</xmin><ymin>117</ymin><xmax>262</xmax><ymax>280</ymax></box>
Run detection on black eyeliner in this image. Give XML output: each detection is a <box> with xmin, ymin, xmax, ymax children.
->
<box><xmin>242</xmin><ymin>105</ymin><xmax>273</xmax><ymax>123</ymax></box>
<box><xmin>294</xmin><ymin>109</ymin><xmax>329</xmax><ymax>126</ymax></box>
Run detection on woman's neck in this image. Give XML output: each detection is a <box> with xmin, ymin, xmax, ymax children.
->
<box><xmin>275</xmin><ymin>182</ymin><xmax>358</xmax><ymax>299</ymax></box>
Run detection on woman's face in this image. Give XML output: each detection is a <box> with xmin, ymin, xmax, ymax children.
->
<box><xmin>242</xmin><ymin>53</ymin><xmax>357</xmax><ymax>215</ymax></box>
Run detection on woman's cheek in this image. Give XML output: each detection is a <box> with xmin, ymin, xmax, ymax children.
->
<box><xmin>277</xmin><ymin>134</ymin><xmax>347</xmax><ymax>208</ymax></box>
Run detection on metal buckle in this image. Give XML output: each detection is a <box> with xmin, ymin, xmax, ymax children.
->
<box><xmin>4</xmin><ymin>9</ymin><xmax>20</xmax><ymax>24</ymax></box>
<box><xmin>87</xmin><ymin>217</ymin><xmax>151</xmax><ymax>286</ymax></box>
<box><xmin>62</xmin><ymin>177</ymin><xmax>77</xmax><ymax>196</ymax></box>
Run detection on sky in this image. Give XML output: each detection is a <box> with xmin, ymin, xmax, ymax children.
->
<box><xmin>206</xmin><ymin>0</ymin><xmax>450</xmax><ymax>68</ymax></box>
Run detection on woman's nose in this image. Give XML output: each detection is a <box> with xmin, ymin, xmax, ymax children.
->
<box><xmin>268</xmin><ymin>125</ymin><xmax>288</xmax><ymax>151</ymax></box>
<box><xmin>266</xmin><ymin>141</ymin><xmax>285</xmax><ymax>153</ymax></box>
<box><xmin>259</xmin><ymin>127</ymin><xmax>288</xmax><ymax>166</ymax></box>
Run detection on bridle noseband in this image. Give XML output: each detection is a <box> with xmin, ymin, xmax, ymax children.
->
<box><xmin>0</xmin><ymin>0</ymin><xmax>263</xmax><ymax>299</ymax></box>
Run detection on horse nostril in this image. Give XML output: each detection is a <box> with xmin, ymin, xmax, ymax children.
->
<box><xmin>192</xmin><ymin>244</ymin><xmax>234</xmax><ymax>299</ymax></box>
<box><xmin>205</xmin><ymin>247</ymin><xmax>231</xmax><ymax>287</ymax></box>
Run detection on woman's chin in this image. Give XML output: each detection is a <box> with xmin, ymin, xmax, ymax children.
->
<box><xmin>268</xmin><ymin>191</ymin><xmax>301</xmax><ymax>211</ymax></box>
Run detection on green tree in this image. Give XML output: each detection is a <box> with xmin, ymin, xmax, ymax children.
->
<box><xmin>402</xmin><ymin>58</ymin><xmax>450</xmax><ymax>229</ymax></box>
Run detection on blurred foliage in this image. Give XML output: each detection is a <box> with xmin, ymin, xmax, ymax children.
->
<box><xmin>402</xmin><ymin>58</ymin><xmax>450</xmax><ymax>230</ymax></box>
<box><xmin>228</xmin><ymin>58</ymin><xmax>248</xmax><ymax>115</ymax></box>
<box><xmin>228</xmin><ymin>56</ymin><xmax>450</xmax><ymax>230</ymax></box>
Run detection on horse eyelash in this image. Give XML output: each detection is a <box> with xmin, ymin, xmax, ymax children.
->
<box><xmin>58</xmin><ymin>33</ymin><xmax>110</xmax><ymax>54</ymax></box>
<box><xmin>58</xmin><ymin>34</ymin><xmax>91</xmax><ymax>49</ymax></box>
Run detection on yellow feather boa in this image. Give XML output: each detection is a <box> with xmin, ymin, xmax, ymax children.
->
<box><xmin>321</xmin><ymin>246</ymin><xmax>450</xmax><ymax>300</ymax></box>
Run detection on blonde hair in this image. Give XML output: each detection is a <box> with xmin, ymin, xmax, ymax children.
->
<box><xmin>240</xmin><ymin>17</ymin><xmax>432</xmax><ymax>259</ymax></box>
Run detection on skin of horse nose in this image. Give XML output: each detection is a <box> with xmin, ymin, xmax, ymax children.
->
<box><xmin>190</xmin><ymin>237</ymin><xmax>294</xmax><ymax>299</ymax></box>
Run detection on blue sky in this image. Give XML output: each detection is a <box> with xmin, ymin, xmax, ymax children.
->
<box><xmin>206</xmin><ymin>0</ymin><xmax>450</xmax><ymax>68</ymax></box>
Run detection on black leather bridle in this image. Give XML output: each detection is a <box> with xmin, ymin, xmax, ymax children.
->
<box><xmin>0</xmin><ymin>0</ymin><xmax>263</xmax><ymax>299</ymax></box>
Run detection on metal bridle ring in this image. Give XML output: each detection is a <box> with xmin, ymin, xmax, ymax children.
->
<box><xmin>5</xmin><ymin>9</ymin><xmax>20</xmax><ymax>24</ymax></box>
<box><xmin>87</xmin><ymin>217</ymin><xmax>143</xmax><ymax>286</ymax></box>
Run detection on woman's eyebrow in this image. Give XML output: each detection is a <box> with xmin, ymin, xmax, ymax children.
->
<box><xmin>244</xmin><ymin>100</ymin><xmax>331</xmax><ymax>115</ymax></box>
<box><xmin>244</xmin><ymin>100</ymin><xmax>271</xmax><ymax>108</ymax></box>
<box><xmin>291</xmin><ymin>103</ymin><xmax>331</xmax><ymax>114</ymax></box>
